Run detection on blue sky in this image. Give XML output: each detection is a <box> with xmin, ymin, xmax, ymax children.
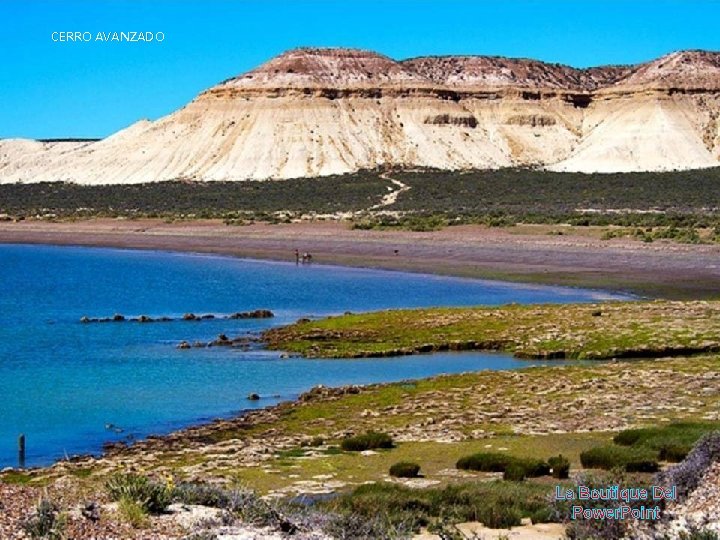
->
<box><xmin>2</xmin><ymin>0</ymin><xmax>719</xmax><ymax>139</ymax></box>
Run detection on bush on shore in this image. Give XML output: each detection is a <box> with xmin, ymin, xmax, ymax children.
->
<box><xmin>503</xmin><ymin>463</ymin><xmax>528</xmax><ymax>482</ymax></box>
<box><xmin>389</xmin><ymin>462</ymin><xmax>421</xmax><ymax>478</ymax></box>
<box><xmin>105</xmin><ymin>473</ymin><xmax>173</xmax><ymax>514</ymax></box>
<box><xmin>548</xmin><ymin>455</ymin><xmax>571</xmax><ymax>479</ymax></box>
<box><xmin>579</xmin><ymin>446</ymin><xmax>659</xmax><ymax>473</ymax></box>
<box><xmin>22</xmin><ymin>498</ymin><xmax>66</xmax><ymax>540</ymax></box>
<box><xmin>456</xmin><ymin>452</ymin><xmax>550</xmax><ymax>478</ymax></box>
<box><xmin>340</xmin><ymin>431</ymin><xmax>394</xmax><ymax>451</ymax></box>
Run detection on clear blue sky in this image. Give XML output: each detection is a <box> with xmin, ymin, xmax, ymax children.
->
<box><xmin>2</xmin><ymin>0</ymin><xmax>719</xmax><ymax>139</ymax></box>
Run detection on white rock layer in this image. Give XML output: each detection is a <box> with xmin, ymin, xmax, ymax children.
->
<box><xmin>1</xmin><ymin>48</ymin><xmax>719</xmax><ymax>184</ymax></box>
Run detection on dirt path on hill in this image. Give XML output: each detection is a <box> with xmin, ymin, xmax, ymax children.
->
<box><xmin>368</xmin><ymin>172</ymin><xmax>411</xmax><ymax>210</ymax></box>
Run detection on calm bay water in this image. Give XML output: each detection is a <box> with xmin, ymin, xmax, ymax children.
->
<box><xmin>0</xmin><ymin>244</ymin><xmax>624</xmax><ymax>467</ymax></box>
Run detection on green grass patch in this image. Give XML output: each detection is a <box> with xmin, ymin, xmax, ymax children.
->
<box><xmin>0</xmin><ymin>470</ymin><xmax>34</xmax><ymax>485</ymax></box>
<box><xmin>68</xmin><ymin>468</ymin><xmax>93</xmax><ymax>479</ymax></box>
<box><xmin>226</xmin><ymin>434</ymin><xmax>609</xmax><ymax>495</ymax></box>
<box><xmin>116</xmin><ymin>497</ymin><xmax>149</xmax><ymax>529</ymax></box>
<box><xmin>264</xmin><ymin>300</ymin><xmax>720</xmax><ymax>359</ymax></box>
<box><xmin>613</xmin><ymin>422</ymin><xmax>720</xmax><ymax>462</ymax></box>
<box><xmin>277</xmin><ymin>448</ymin><xmax>309</xmax><ymax>459</ymax></box>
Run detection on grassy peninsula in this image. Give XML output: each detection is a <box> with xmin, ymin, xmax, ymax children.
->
<box><xmin>264</xmin><ymin>300</ymin><xmax>720</xmax><ymax>359</ymax></box>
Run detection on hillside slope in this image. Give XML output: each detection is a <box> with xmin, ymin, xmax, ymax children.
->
<box><xmin>1</xmin><ymin>48</ymin><xmax>719</xmax><ymax>184</ymax></box>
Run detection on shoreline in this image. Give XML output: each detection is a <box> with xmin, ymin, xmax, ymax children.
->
<box><xmin>6</xmin><ymin>350</ymin><xmax>585</xmax><ymax>471</ymax></box>
<box><xmin>1</xmin><ymin>218</ymin><xmax>719</xmax><ymax>298</ymax></box>
<box><xmin>2</xmin><ymin>218</ymin><xmax>719</xmax><ymax>470</ymax></box>
<box><xmin>10</xmin><ymin>354</ymin><xmax>720</xmax><ymax>489</ymax></box>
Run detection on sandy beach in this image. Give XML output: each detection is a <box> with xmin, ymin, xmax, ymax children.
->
<box><xmin>0</xmin><ymin>218</ymin><xmax>718</xmax><ymax>298</ymax></box>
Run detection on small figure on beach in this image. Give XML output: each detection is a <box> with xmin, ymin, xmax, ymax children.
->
<box><xmin>302</xmin><ymin>252</ymin><xmax>313</xmax><ymax>264</ymax></box>
<box><xmin>294</xmin><ymin>249</ymin><xmax>300</xmax><ymax>265</ymax></box>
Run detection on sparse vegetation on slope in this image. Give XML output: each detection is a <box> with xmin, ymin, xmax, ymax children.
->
<box><xmin>2</xmin><ymin>169</ymin><xmax>720</xmax><ymax>241</ymax></box>
<box><xmin>0</xmin><ymin>173</ymin><xmax>390</xmax><ymax>218</ymax></box>
<box><xmin>387</xmin><ymin>167</ymin><xmax>720</xmax><ymax>216</ymax></box>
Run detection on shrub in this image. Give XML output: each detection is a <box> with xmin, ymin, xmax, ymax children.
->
<box><xmin>579</xmin><ymin>446</ymin><xmax>658</xmax><ymax>472</ymax></box>
<box><xmin>105</xmin><ymin>473</ymin><xmax>172</xmax><ymax>514</ymax></box>
<box><xmin>321</xmin><ymin>510</ymin><xmax>414</xmax><ymax>540</ymax></box>
<box><xmin>341</xmin><ymin>432</ymin><xmax>394</xmax><ymax>451</ymax></box>
<box><xmin>389</xmin><ymin>462</ymin><xmax>421</xmax><ymax>478</ymax></box>
<box><xmin>310</xmin><ymin>436</ymin><xmax>325</xmax><ymax>446</ymax></box>
<box><xmin>548</xmin><ymin>455</ymin><xmax>570</xmax><ymax>479</ymax></box>
<box><xmin>300</xmin><ymin>436</ymin><xmax>325</xmax><ymax>447</ymax></box>
<box><xmin>456</xmin><ymin>452</ymin><xmax>513</xmax><ymax>472</ymax></box>
<box><xmin>679</xmin><ymin>528</ymin><xmax>720</xmax><ymax>540</ymax></box>
<box><xmin>184</xmin><ymin>533</ymin><xmax>219</xmax><ymax>540</ymax></box>
<box><xmin>625</xmin><ymin>458</ymin><xmax>659</xmax><ymax>473</ymax></box>
<box><xmin>22</xmin><ymin>498</ymin><xmax>66</xmax><ymax>540</ymax></box>
<box><xmin>521</xmin><ymin>458</ymin><xmax>551</xmax><ymax>478</ymax></box>
<box><xmin>456</xmin><ymin>452</ymin><xmax>549</xmax><ymax>478</ymax></box>
<box><xmin>613</xmin><ymin>429</ymin><xmax>644</xmax><ymax>446</ymax></box>
<box><xmin>225</xmin><ymin>489</ymin><xmax>296</xmax><ymax>533</ymax></box>
<box><xmin>474</xmin><ymin>504</ymin><xmax>523</xmax><ymax>529</ymax></box>
<box><xmin>117</xmin><ymin>497</ymin><xmax>149</xmax><ymax>529</ymax></box>
<box><xmin>503</xmin><ymin>463</ymin><xmax>526</xmax><ymax>481</ymax></box>
<box><xmin>174</xmin><ymin>482</ymin><xmax>231</xmax><ymax>508</ymax></box>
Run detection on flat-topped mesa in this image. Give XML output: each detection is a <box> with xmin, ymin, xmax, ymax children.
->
<box><xmin>202</xmin><ymin>48</ymin><xmax>720</xmax><ymax>96</ymax></box>
<box><xmin>212</xmin><ymin>47</ymin><xmax>427</xmax><ymax>89</ymax></box>
<box><xmin>401</xmin><ymin>55</ymin><xmax>632</xmax><ymax>92</ymax></box>
<box><xmin>2</xmin><ymin>46</ymin><xmax>719</xmax><ymax>184</ymax></box>
<box><xmin>204</xmin><ymin>48</ymin><xmax>633</xmax><ymax>99</ymax></box>
<box><xmin>200</xmin><ymin>48</ymin><xmax>636</xmax><ymax>102</ymax></box>
<box><xmin>200</xmin><ymin>48</ymin><xmax>720</xmax><ymax>104</ymax></box>
<box><xmin>607</xmin><ymin>50</ymin><xmax>720</xmax><ymax>92</ymax></box>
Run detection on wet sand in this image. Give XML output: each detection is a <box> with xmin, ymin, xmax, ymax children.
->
<box><xmin>0</xmin><ymin>219</ymin><xmax>718</xmax><ymax>298</ymax></box>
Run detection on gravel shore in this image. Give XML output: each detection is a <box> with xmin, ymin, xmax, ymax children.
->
<box><xmin>0</xmin><ymin>219</ymin><xmax>719</xmax><ymax>298</ymax></box>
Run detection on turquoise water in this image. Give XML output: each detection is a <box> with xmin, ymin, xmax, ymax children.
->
<box><xmin>0</xmin><ymin>244</ymin><xmax>624</xmax><ymax>467</ymax></box>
